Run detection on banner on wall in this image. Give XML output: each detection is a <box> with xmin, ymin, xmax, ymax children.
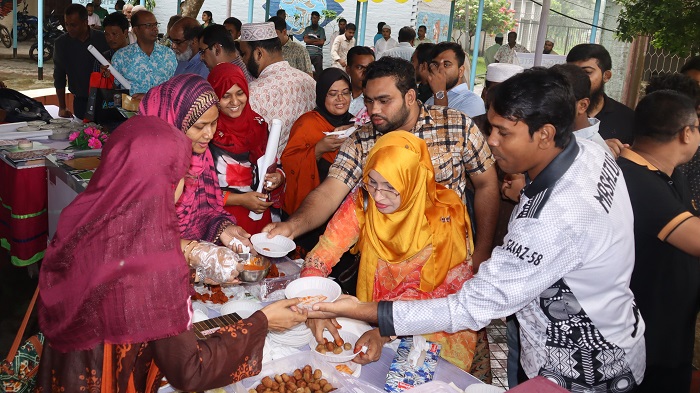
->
<box><xmin>416</xmin><ymin>0</ymin><xmax>450</xmax><ymax>43</ymax></box>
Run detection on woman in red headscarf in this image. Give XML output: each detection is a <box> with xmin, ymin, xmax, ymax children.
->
<box><xmin>207</xmin><ymin>63</ymin><xmax>285</xmax><ymax>234</ymax></box>
<box><xmin>36</xmin><ymin>115</ymin><xmax>305</xmax><ymax>392</ymax></box>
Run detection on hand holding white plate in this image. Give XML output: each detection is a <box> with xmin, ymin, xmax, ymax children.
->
<box><xmin>250</xmin><ymin>233</ymin><xmax>295</xmax><ymax>258</ymax></box>
<box><xmin>284</xmin><ymin>277</ymin><xmax>341</xmax><ymax>309</ymax></box>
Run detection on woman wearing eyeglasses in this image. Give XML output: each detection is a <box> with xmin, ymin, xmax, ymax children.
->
<box><xmin>301</xmin><ymin>131</ymin><xmax>479</xmax><ymax>373</ymax></box>
<box><xmin>281</xmin><ymin>68</ymin><xmax>355</xmax><ymax>253</ymax></box>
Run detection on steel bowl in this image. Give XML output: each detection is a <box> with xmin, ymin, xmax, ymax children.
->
<box><xmin>238</xmin><ymin>255</ymin><xmax>271</xmax><ymax>283</ymax></box>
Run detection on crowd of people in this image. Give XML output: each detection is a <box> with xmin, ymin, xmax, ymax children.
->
<box><xmin>42</xmin><ymin>4</ymin><xmax>700</xmax><ymax>393</ymax></box>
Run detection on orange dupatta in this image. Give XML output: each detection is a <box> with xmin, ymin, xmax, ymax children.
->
<box><xmin>281</xmin><ymin>111</ymin><xmax>338</xmax><ymax>214</ymax></box>
<box><xmin>354</xmin><ymin>131</ymin><xmax>473</xmax><ymax>302</ymax></box>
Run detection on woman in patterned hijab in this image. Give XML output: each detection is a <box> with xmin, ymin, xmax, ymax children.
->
<box><xmin>139</xmin><ymin>74</ymin><xmax>251</xmax><ymax>248</ymax></box>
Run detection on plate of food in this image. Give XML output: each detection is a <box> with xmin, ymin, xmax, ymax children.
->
<box><xmin>250</xmin><ymin>233</ymin><xmax>295</xmax><ymax>258</ymax></box>
<box><xmin>323</xmin><ymin>126</ymin><xmax>356</xmax><ymax>139</ymax></box>
<box><xmin>309</xmin><ymin>330</ymin><xmax>360</xmax><ymax>363</ymax></box>
<box><xmin>284</xmin><ymin>277</ymin><xmax>341</xmax><ymax>309</ymax></box>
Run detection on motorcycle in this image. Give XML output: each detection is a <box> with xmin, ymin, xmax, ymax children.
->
<box><xmin>11</xmin><ymin>3</ymin><xmax>38</xmax><ymax>42</ymax></box>
<box><xmin>29</xmin><ymin>11</ymin><xmax>62</xmax><ymax>61</ymax></box>
<box><xmin>0</xmin><ymin>15</ymin><xmax>11</xmax><ymax>48</ymax></box>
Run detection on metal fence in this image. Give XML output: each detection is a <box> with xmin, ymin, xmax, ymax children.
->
<box><xmin>641</xmin><ymin>45</ymin><xmax>692</xmax><ymax>81</ymax></box>
<box><xmin>517</xmin><ymin>20</ymin><xmax>597</xmax><ymax>55</ymax></box>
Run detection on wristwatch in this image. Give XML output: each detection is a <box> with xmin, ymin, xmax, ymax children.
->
<box><xmin>434</xmin><ymin>90</ymin><xmax>445</xmax><ymax>100</ymax></box>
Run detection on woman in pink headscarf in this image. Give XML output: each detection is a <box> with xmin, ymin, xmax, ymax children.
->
<box><xmin>139</xmin><ymin>74</ymin><xmax>251</xmax><ymax>248</ymax></box>
<box><xmin>36</xmin><ymin>115</ymin><xmax>305</xmax><ymax>392</ymax></box>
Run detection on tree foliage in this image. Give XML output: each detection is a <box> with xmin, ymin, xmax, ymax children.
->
<box><xmin>453</xmin><ymin>0</ymin><xmax>517</xmax><ymax>37</ymax></box>
<box><xmin>617</xmin><ymin>0</ymin><xmax>700</xmax><ymax>56</ymax></box>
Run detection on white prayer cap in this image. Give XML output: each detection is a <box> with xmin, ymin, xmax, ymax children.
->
<box><xmin>382</xmin><ymin>25</ymin><xmax>391</xmax><ymax>31</ymax></box>
<box><xmin>545</xmin><ymin>38</ymin><xmax>555</xmax><ymax>44</ymax></box>
<box><xmin>240</xmin><ymin>22</ymin><xmax>277</xmax><ymax>41</ymax></box>
<box><xmin>486</xmin><ymin>63</ymin><xmax>524</xmax><ymax>83</ymax></box>
<box><xmin>132</xmin><ymin>5</ymin><xmax>147</xmax><ymax>13</ymax></box>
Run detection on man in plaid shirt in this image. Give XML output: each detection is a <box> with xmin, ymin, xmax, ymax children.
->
<box><xmin>266</xmin><ymin>56</ymin><xmax>500</xmax><ymax>269</ymax></box>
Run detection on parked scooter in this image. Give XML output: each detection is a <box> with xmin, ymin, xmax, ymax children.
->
<box><xmin>29</xmin><ymin>11</ymin><xmax>62</xmax><ymax>61</ymax></box>
<box><xmin>11</xmin><ymin>3</ymin><xmax>38</xmax><ymax>42</ymax></box>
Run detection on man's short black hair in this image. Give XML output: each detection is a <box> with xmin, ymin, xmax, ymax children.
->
<box><xmin>363</xmin><ymin>56</ymin><xmax>416</xmax><ymax>97</ymax></box>
<box><xmin>634</xmin><ymin>90</ymin><xmax>697</xmax><ymax>142</ymax></box>
<box><xmin>495</xmin><ymin>35</ymin><xmax>503</xmax><ymax>45</ymax></box>
<box><xmin>508</xmin><ymin>31</ymin><xmax>517</xmax><ymax>38</ymax></box>
<box><xmin>490</xmin><ymin>67</ymin><xmax>576</xmax><ymax>148</ymax></box>
<box><xmin>247</xmin><ymin>38</ymin><xmax>282</xmax><ymax>55</ymax></box>
<box><xmin>550</xmin><ymin>63</ymin><xmax>591</xmax><ymax>101</ymax></box>
<box><xmin>645</xmin><ymin>73</ymin><xmax>700</xmax><ymax>110</ymax></box>
<box><xmin>65</xmin><ymin>4</ymin><xmax>88</xmax><ymax>20</ymax></box>
<box><xmin>397</xmin><ymin>26</ymin><xmax>416</xmax><ymax>43</ymax></box>
<box><xmin>414</xmin><ymin>42</ymin><xmax>435</xmax><ymax>65</ymax></box>
<box><xmin>114</xmin><ymin>0</ymin><xmax>125</xmax><ymax>10</ymax></box>
<box><xmin>430</xmin><ymin>41</ymin><xmax>465</xmax><ymax>67</ymax></box>
<box><xmin>418</xmin><ymin>25</ymin><xmax>426</xmax><ymax>31</ymax></box>
<box><xmin>86</xmin><ymin>3</ymin><xmax>94</xmax><ymax>9</ymax></box>
<box><xmin>268</xmin><ymin>16</ymin><xmax>286</xmax><ymax>32</ymax></box>
<box><xmin>199</xmin><ymin>24</ymin><xmax>237</xmax><ymax>52</ymax></box>
<box><xmin>566</xmin><ymin>43</ymin><xmax>612</xmax><ymax>73</ymax></box>
<box><xmin>183</xmin><ymin>22</ymin><xmax>203</xmax><ymax>41</ymax></box>
<box><xmin>338</xmin><ymin>18</ymin><xmax>346</xmax><ymax>24</ymax></box>
<box><xmin>377</xmin><ymin>21</ymin><xmax>386</xmax><ymax>33</ymax></box>
<box><xmin>103</xmin><ymin>11</ymin><xmax>129</xmax><ymax>31</ymax></box>
<box><xmin>223</xmin><ymin>17</ymin><xmax>242</xmax><ymax>32</ymax></box>
<box><xmin>680</xmin><ymin>56</ymin><xmax>700</xmax><ymax>74</ymax></box>
<box><xmin>347</xmin><ymin>46</ymin><xmax>374</xmax><ymax>67</ymax></box>
<box><xmin>311</xmin><ymin>11</ymin><xmax>320</xmax><ymax>17</ymax></box>
<box><xmin>345</xmin><ymin>23</ymin><xmax>356</xmax><ymax>31</ymax></box>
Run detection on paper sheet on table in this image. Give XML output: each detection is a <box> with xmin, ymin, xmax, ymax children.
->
<box><xmin>249</xmin><ymin>119</ymin><xmax>282</xmax><ymax>221</ymax></box>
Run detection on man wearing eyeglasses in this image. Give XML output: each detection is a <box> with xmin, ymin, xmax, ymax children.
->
<box><xmin>111</xmin><ymin>10</ymin><xmax>176</xmax><ymax>98</ymax></box>
<box><xmin>617</xmin><ymin>90</ymin><xmax>700</xmax><ymax>393</ymax></box>
<box><xmin>170</xmin><ymin>17</ymin><xmax>209</xmax><ymax>78</ymax></box>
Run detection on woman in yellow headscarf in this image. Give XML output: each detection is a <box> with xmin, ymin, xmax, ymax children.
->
<box><xmin>301</xmin><ymin>131</ymin><xmax>478</xmax><ymax>372</ymax></box>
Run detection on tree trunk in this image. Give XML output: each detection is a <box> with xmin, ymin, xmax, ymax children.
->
<box><xmin>181</xmin><ymin>0</ymin><xmax>204</xmax><ymax>19</ymax></box>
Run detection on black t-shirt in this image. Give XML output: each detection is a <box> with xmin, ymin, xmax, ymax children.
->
<box><xmin>618</xmin><ymin>149</ymin><xmax>700</xmax><ymax>367</ymax></box>
<box><xmin>596</xmin><ymin>94</ymin><xmax>635</xmax><ymax>145</ymax></box>
<box><xmin>53</xmin><ymin>30</ymin><xmax>109</xmax><ymax>98</ymax></box>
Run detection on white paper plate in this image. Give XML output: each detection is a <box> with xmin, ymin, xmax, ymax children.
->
<box><xmin>309</xmin><ymin>330</ymin><xmax>360</xmax><ymax>363</ymax></box>
<box><xmin>16</xmin><ymin>126</ymin><xmax>41</xmax><ymax>132</ymax></box>
<box><xmin>250</xmin><ymin>233</ymin><xmax>295</xmax><ymax>258</ymax></box>
<box><xmin>220</xmin><ymin>299</ymin><xmax>263</xmax><ymax>319</ymax></box>
<box><xmin>284</xmin><ymin>277</ymin><xmax>341</xmax><ymax>308</ymax></box>
<box><xmin>40</xmin><ymin>123</ymin><xmax>62</xmax><ymax>130</ymax></box>
<box><xmin>334</xmin><ymin>317</ymin><xmax>373</xmax><ymax>338</ymax></box>
<box><xmin>27</xmin><ymin>120</ymin><xmax>47</xmax><ymax>127</ymax></box>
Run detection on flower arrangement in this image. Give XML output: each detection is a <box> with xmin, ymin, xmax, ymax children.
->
<box><xmin>69</xmin><ymin>126</ymin><xmax>108</xmax><ymax>150</ymax></box>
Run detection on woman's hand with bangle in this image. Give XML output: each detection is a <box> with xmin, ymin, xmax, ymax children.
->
<box><xmin>219</xmin><ymin>224</ymin><xmax>252</xmax><ymax>251</ymax></box>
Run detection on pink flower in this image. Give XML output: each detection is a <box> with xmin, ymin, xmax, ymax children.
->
<box><xmin>88</xmin><ymin>137</ymin><xmax>102</xmax><ymax>149</ymax></box>
<box><xmin>69</xmin><ymin>132</ymin><xmax>79</xmax><ymax>141</ymax></box>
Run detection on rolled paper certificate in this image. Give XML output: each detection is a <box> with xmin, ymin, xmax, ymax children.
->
<box><xmin>249</xmin><ymin>119</ymin><xmax>282</xmax><ymax>221</ymax></box>
<box><xmin>87</xmin><ymin>44</ymin><xmax>132</xmax><ymax>90</ymax></box>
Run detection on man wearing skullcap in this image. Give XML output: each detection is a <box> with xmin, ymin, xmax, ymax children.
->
<box><xmin>375</xmin><ymin>24</ymin><xmax>398</xmax><ymax>58</ymax></box>
<box><xmin>543</xmin><ymin>38</ymin><xmax>558</xmax><ymax>55</ymax></box>
<box><xmin>239</xmin><ymin>22</ymin><xmax>316</xmax><ymax>156</ymax></box>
